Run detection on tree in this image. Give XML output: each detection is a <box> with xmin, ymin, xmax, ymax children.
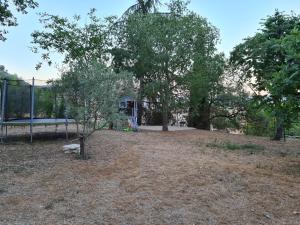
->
<box><xmin>0</xmin><ymin>0</ymin><xmax>38</xmax><ymax>41</ymax></box>
<box><xmin>31</xmin><ymin>9</ymin><xmax>114</xmax><ymax>69</ymax></box>
<box><xmin>187</xmin><ymin>54</ymin><xmax>225</xmax><ymax>129</ymax></box>
<box><xmin>230</xmin><ymin>11</ymin><xmax>300</xmax><ymax>140</ymax></box>
<box><xmin>59</xmin><ymin>61</ymin><xmax>133</xmax><ymax>135</ymax></box>
<box><xmin>32</xmin><ymin>10</ymin><xmax>134</xmax><ymax>134</ymax></box>
<box><xmin>116</xmin><ymin>0</ymin><xmax>161</xmax><ymax>125</ymax></box>
<box><xmin>114</xmin><ymin>0</ymin><xmax>220</xmax><ymax>131</ymax></box>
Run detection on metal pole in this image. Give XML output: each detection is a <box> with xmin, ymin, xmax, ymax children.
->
<box><xmin>65</xmin><ymin>121</ymin><xmax>69</xmax><ymax>140</ymax></box>
<box><xmin>133</xmin><ymin>101</ymin><xmax>138</xmax><ymax>130</ymax></box>
<box><xmin>65</xmin><ymin>112</ymin><xmax>69</xmax><ymax>140</ymax></box>
<box><xmin>1</xmin><ymin>79</ymin><xmax>7</xmax><ymax>143</ymax></box>
<box><xmin>30</xmin><ymin>77</ymin><xmax>35</xmax><ymax>143</ymax></box>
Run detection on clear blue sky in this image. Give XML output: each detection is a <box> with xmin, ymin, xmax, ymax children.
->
<box><xmin>0</xmin><ymin>0</ymin><xmax>300</xmax><ymax>80</ymax></box>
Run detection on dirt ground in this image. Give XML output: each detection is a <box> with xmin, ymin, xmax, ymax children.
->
<box><xmin>0</xmin><ymin>128</ymin><xmax>299</xmax><ymax>225</ymax></box>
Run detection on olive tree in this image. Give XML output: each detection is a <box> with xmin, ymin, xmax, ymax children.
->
<box><xmin>32</xmin><ymin>9</ymin><xmax>134</xmax><ymax>135</ymax></box>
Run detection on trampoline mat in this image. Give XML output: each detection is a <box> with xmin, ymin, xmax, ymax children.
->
<box><xmin>2</xmin><ymin>118</ymin><xmax>76</xmax><ymax>126</ymax></box>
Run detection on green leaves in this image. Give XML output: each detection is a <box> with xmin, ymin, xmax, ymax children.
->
<box><xmin>31</xmin><ymin>9</ymin><xmax>113</xmax><ymax>69</ymax></box>
<box><xmin>112</xmin><ymin>0</ymin><xmax>222</xmax><ymax>130</ymax></box>
<box><xmin>58</xmin><ymin>61</ymin><xmax>134</xmax><ymax>130</ymax></box>
<box><xmin>230</xmin><ymin>11</ymin><xmax>300</xmax><ymax>139</ymax></box>
<box><xmin>0</xmin><ymin>0</ymin><xmax>38</xmax><ymax>41</ymax></box>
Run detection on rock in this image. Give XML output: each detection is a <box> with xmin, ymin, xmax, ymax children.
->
<box><xmin>288</xmin><ymin>193</ymin><xmax>294</xmax><ymax>198</ymax></box>
<box><xmin>263</xmin><ymin>213</ymin><xmax>272</xmax><ymax>219</ymax></box>
<box><xmin>63</xmin><ymin>144</ymin><xmax>80</xmax><ymax>154</ymax></box>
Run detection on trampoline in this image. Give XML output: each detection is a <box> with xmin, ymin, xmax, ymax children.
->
<box><xmin>3</xmin><ymin>118</ymin><xmax>75</xmax><ymax>126</ymax></box>
<box><xmin>1</xmin><ymin>78</ymin><xmax>76</xmax><ymax>142</ymax></box>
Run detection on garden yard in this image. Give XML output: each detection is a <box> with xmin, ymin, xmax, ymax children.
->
<box><xmin>0</xmin><ymin>128</ymin><xmax>299</xmax><ymax>224</ymax></box>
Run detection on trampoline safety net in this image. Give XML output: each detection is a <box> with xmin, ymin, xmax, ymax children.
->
<box><xmin>0</xmin><ymin>78</ymin><xmax>66</xmax><ymax>122</ymax></box>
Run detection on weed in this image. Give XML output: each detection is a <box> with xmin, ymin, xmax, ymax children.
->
<box><xmin>224</xmin><ymin>142</ymin><xmax>241</xmax><ymax>150</ymax></box>
<box><xmin>206</xmin><ymin>140</ymin><xmax>265</xmax><ymax>153</ymax></box>
<box><xmin>206</xmin><ymin>142</ymin><xmax>220</xmax><ymax>148</ymax></box>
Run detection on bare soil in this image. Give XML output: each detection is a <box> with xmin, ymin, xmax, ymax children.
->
<box><xmin>0</xmin><ymin>128</ymin><xmax>299</xmax><ymax>225</ymax></box>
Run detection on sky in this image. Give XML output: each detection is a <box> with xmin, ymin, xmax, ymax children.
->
<box><xmin>0</xmin><ymin>0</ymin><xmax>300</xmax><ymax>80</ymax></box>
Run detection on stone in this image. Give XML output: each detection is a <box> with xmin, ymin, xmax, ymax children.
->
<box><xmin>63</xmin><ymin>144</ymin><xmax>80</xmax><ymax>154</ymax></box>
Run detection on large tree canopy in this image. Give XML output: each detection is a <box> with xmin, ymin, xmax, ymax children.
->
<box><xmin>230</xmin><ymin>11</ymin><xmax>300</xmax><ymax>140</ymax></box>
<box><xmin>113</xmin><ymin>0</ymin><xmax>221</xmax><ymax>131</ymax></box>
<box><xmin>0</xmin><ymin>0</ymin><xmax>38</xmax><ymax>41</ymax></box>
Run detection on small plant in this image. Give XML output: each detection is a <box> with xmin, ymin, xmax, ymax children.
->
<box><xmin>224</xmin><ymin>142</ymin><xmax>241</xmax><ymax>150</ymax></box>
<box><xmin>241</xmin><ymin>143</ymin><xmax>265</xmax><ymax>151</ymax></box>
<box><xmin>123</xmin><ymin>127</ymin><xmax>133</xmax><ymax>132</ymax></box>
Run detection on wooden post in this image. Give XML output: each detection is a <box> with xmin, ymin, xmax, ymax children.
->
<box><xmin>1</xmin><ymin>79</ymin><xmax>7</xmax><ymax>143</ymax></box>
<box><xmin>79</xmin><ymin>135</ymin><xmax>86</xmax><ymax>160</ymax></box>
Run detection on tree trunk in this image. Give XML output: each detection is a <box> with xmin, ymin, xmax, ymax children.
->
<box><xmin>162</xmin><ymin>104</ymin><xmax>169</xmax><ymax>131</ymax></box>
<box><xmin>162</xmin><ymin>63</ymin><xmax>170</xmax><ymax>131</ymax></box>
<box><xmin>80</xmin><ymin>135</ymin><xmax>87</xmax><ymax>160</ymax></box>
<box><xmin>188</xmin><ymin>100</ymin><xmax>210</xmax><ymax>130</ymax></box>
<box><xmin>196</xmin><ymin>105</ymin><xmax>210</xmax><ymax>130</ymax></box>
<box><xmin>273</xmin><ymin>123</ymin><xmax>283</xmax><ymax>140</ymax></box>
<box><xmin>93</xmin><ymin>113</ymin><xmax>97</xmax><ymax>130</ymax></box>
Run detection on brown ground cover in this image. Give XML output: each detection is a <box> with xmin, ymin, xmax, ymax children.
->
<box><xmin>0</xmin><ymin>128</ymin><xmax>299</xmax><ymax>224</ymax></box>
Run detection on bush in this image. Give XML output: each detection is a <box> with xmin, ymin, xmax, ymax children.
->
<box><xmin>287</xmin><ymin>122</ymin><xmax>300</xmax><ymax>136</ymax></box>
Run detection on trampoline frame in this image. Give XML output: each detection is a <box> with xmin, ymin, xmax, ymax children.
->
<box><xmin>0</xmin><ymin>78</ymin><xmax>75</xmax><ymax>143</ymax></box>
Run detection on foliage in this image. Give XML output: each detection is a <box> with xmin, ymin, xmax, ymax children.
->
<box><xmin>0</xmin><ymin>0</ymin><xmax>38</xmax><ymax>41</ymax></box>
<box><xmin>0</xmin><ymin>65</ymin><xmax>18</xmax><ymax>80</ymax></box>
<box><xmin>287</xmin><ymin>121</ymin><xmax>300</xmax><ymax>136</ymax></box>
<box><xmin>31</xmin><ymin>9</ymin><xmax>115</xmax><ymax>68</ymax></box>
<box><xmin>29</xmin><ymin>1</ymin><xmax>300</xmax><ymax>139</ymax></box>
<box><xmin>31</xmin><ymin>9</ymin><xmax>135</xmax><ymax>134</ymax></box>
<box><xmin>113</xmin><ymin>0</ymin><xmax>220</xmax><ymax>131</ymax></box>
<box><xmin>187</xmin><ymin>54</ymin><xmax>225</xmax><ymax>129</ymax></box>
<box><xmin>58</xmin><ymin>61</ymin><xmax>133</xmax><ymax>134</ymax></box>
<box><xmin>230</xmin><ymin>11</ymin><xmax>300</xmax><ymax>140</ymax></box>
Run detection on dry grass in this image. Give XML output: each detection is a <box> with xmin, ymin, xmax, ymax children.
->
<box><xmin>0</xmin><ymin>128</ymin><xmax>299</xmax><ymax>224</ymax></box>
